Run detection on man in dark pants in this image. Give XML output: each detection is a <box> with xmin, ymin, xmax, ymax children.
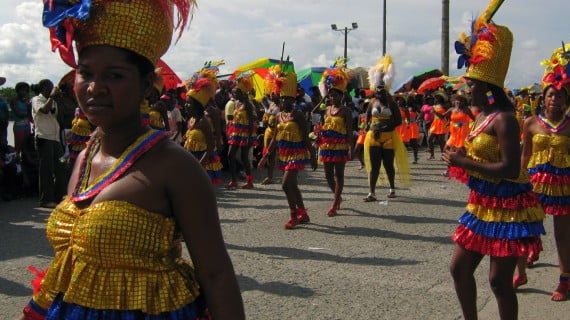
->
<box><xmin>31</xmin><ymin>79</ymin><xmax>66</xmax><ymax>208</ymax></box>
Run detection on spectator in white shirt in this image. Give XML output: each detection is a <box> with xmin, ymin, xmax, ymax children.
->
<box><xmin>31</xmin><ymin>79</ymin><xmax>66</xmax><ymax>208</ymax></box>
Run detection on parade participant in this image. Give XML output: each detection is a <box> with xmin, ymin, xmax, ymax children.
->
<box><xmin>419</xmin><ymin>95</ymin><xmax>435</xmax><ymax>147</ymax></box>
<box><xmin>395</xmin><ymin>95</ymin><xmax>411</xmax><ymax>145</ymax></box>
<box><xmin>259</xmin><ymin>65</ymin><xmax>317</xmax><ymax>229</ymax></box>
<box><xmin>514</xmin><ymin>43</ymin><xmax>570</xmax><ymax>300</ymax></box>
<box><xmin>444</xmin><ymin>1</ymin><xmax>545</xmax><ymax>318</ymax></box>
<box><xmin>226</xmin><ymin>73</ymin><xmax>257</xmax><ymax>188</ymax></box>
<box><xmin>183</xmin><ymin>61</ymin><xmax>224</xmax><ymax>185</ymax></box>
<box><xmin>318</xmin><ymin>58</ymin><xmax>352</xmax><ymax>216</ymax></box>
<box><xmin>20</xmin><ymin>1</ymin><xmax>245</xmax><ymax>319</ymax></box>
<box><xmin>428</xmin><ymin>94</ymin><xmax>448</xmax><ymax>160</ymax></box>
<box><xmin>444</xmin><ymin>95</ymin><xmax>475</xmax><ymax>176</ymax></box>
<box><xmin>353</xmin><ymin>100</ymin><xmax>369</xmax><ymax>170</ymax></box>
<box><xmin>363</xmin><ymin>54</ymin><xmax>410</xmax><ymax>201</ymax></box>
<box><xmin>260</xmin><ymin>68</ymin><xmax>282</xmax><ymax>185</ymax></box>
<box><xmin>10</xmin><ymin>82</ymin><xmax>32</xmax><ymax>155</ymax></box>
<box><xmin>149</xmin><ymin>93</ymin><xmax>170</xmax><ymax>131</ymax></box>
<box><xmin>407</xmin><ymin>97</ymin><xmax>421</xmax><ymax>164</ymax></box>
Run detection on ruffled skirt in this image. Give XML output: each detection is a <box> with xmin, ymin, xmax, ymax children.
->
<box><xmin>529</xmin><ymin>164</ymin><xmax>570</xmax><ymax>216</ymax></box>
<box><xmin>452</xmin><ymin>175</ymin><xmax>545</xmax><ymax>257</ymax></box>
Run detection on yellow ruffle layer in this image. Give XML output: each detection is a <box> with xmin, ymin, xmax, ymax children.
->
<box><xmin>184</xmin><ymin>129</ymin><xmax>206</xmax><ymax>152</ymax></box>
<box><xmin>533</xmin><ymin>183</ymin><xmax>570</xmax><ymax>197</ymax></box>
<box><xmin>467</xmin><ymin>203</ymin><xmax>545</xmax><ymax>223</ymax></box>
<box><xmin>279</xmin><ymin>152</ymin><xmax>310</xmax><ymax>162</ymax></box>
<box><xmin>319</xmin><ymin>142</ymin><xmax>349</xmax><ymax>150</ymax></box>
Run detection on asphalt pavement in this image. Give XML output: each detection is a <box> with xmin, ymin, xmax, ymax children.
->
<box><xmin>1</xmin><ymin>152</ymin><xmax>568</xmax><ymax>319</ymax></box>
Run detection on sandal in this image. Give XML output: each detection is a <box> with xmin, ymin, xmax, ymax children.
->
<box><xmin>326</xmin><ymin>206</ymin><xmax>337</xmax><ymax>217</ymax></box>
<box><xmin>551</xmin><ymin>281</ymin><xmax>570</xmax><ymax>301</ymax></box>
<box><xmin>513</xmin><ymin>274</ymin><xmax>528</xmax><ymax>289</ymax></box>
<box><xmin>526</xmin><ymin>252</ymin><xmax>539</xmax><ymax>267</ymax></box>
<box><xmin>363</xmin><ymin>194</ymin><xmax>377</xmax><ymax>202</ymax></box>
<box><xmin>260</xmin><ymin>177</ymin><xmax>273</xmax><ymax>185</ymax></box>
<box><xmin>387</xmin><ymin>191</ymin><xmax>396</xmax><ymax>198</ymax></box>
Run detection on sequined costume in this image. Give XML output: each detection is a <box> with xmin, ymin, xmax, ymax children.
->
<box><xmin>452</xmin><ymin>132</ymin><xmax>545</xmax><ymax>256</ymax></box>
<box><xmin>356</xmin><ymin>113</ymin><xmax>367</xmax><ymax>145</ymax></box>
<box><xmin>227</xmin><ymin>103</ymin><xmax>255</xmax><ymax>146</ymax></box>
<box><xmin>150</xmin><ymin>110</ymin><xmax>166</xmax><ymax>130</ymax></box>
<box><xmin>447</xmin><ymin>112</ymin><xmax>472</xmax><ymax>148</ymax></box>
<box><xmin>363</xmin><ymin>104</ymin><xmax>411</xmax><ymax>186</ymax></box>
<box><xmin>408</xmin><ymin>110</ymin><xmax>420</xmax><ymax>140</ymax></box>
<box><xmin>429</xmin><ymin>105</ymin><xmax>448</xmax><ymax>135</ymax></box>
<box><xmin>319</xmin><ymin>109</ymin><xmax>350</xmax><ymax>162</ymax></box>
<box><xmin>184</xmin><ymin>117</ymin><xmax>223</xmax><ymax>184</ymax></box>
<box><xmin>527</xmin><ymin>134</ymin><xmax>570</xmax><ymax>216</ymax></box>
<box><xmin>26</xmin><ymin>198</ymin><xmax>208</xmax><ymax>319</ymax></box>
<box><xmin>262</xmin><ymin>107</ymin><xmax>278</xmax><ymax>156</ymax></box>
<box><xmin>275</xmin><ymin>112</ymin><xmax>310</xmax><ymax>170</ymax></box>
<box><xmin>396</xmin><ymin>109</ymin><xmax>410</xmax><ymax>143</ymax></box>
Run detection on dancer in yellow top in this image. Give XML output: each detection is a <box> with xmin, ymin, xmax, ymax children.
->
<box><xmin>22</xmin><ymin>1</ymin><xmax>244</xmax><ymax>319</ymax></box>
<box><xmin>318</xmin><ymin>58</ymin><xmax>352</xmax><ymax>217</ymax></box>
<box><xmin>444</xmin><ymin>1</ymin><xmax>544</xmax><ymax>318</ymax></box>
<box><xmin>260</xmin><ymin>64</ymin><xmax>317</xmax><ymax>229</ymax></box>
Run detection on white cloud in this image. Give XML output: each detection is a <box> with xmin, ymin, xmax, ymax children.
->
<box><xmin>1</xmin><ymin>0</ymin><xmax>568</xmax><ymax>91</ymax></box>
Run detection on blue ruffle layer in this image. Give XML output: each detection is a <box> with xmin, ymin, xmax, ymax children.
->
<box><xmin>319</xmin><ymin>149</ymin><xmax>349</xmax><ymax>157</ymax></box>
<box><xmin>529</xmin><ymin>163</ymin><xmax>570</xmax><ymax>175</ymax></box>
<box><xmin>467</xmin><ymin>176</ymin><xmax>532</xmax><ymax>197</ymax></box>
<box><xmin>321</xmin><ymin>130</ymin><xmax>347</xmax><ymax>139</ymax></box>
<box><xmin>458</xmin><ymin>211</ymin><xmax>546</xmax><ymax>240</ymax></box>
<box><xmin>277</xmin><ymin>140</ymin><xmax>305</xmax><ymax>149</ymax></box>
<box><xmin>537</xmin><ymin>193</ymin><xmax>570</xmax><ymax>205</ymax></box>
<box><xmin>45</xmin><ymin>293</ymin><xmax>208</xmax><ymax>320</ymax></box>
<box><xmin>230</xmin><ymin>122</ymin><xmax>252</xmax><ymax>130</ymax></box>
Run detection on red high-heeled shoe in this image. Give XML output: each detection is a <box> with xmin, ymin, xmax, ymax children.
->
<box><xmin>326</xmin><ymin>206</ymin><xmax>337</xmax><ymax>217</ymax></box>
<box><xmin>296</xmin><ymin>208</ymin><xmax>310</xmax><ymax>223</ymax></box>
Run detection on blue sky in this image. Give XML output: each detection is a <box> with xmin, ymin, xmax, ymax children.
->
<box><xmin>0</xmin><ymin>0</ymin><xmax>566</xmax><ymax>91</ymax></box>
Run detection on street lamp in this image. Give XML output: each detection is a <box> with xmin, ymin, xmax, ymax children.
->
<box><xmin>331</xmin><ymin>22</ymin><xmax>358</xmax><ymax>66</ymax></box>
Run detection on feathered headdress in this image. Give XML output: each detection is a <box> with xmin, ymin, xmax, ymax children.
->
<box><xmin>186</xmin><ymin>60</ymin><xmax>225</xmax><ymax>107</ymax></box>
<box><xmin>42</xmin><ymin>0</ymin><xmax>196</xmax><ymax>67</ymax></box>
<box><xmin>235</xmin><ymin>71</ymin><xmax>254</xmax><ymax>94</ymax></box>
<box><xmin>541</xmin><ymin>42</ymin><xmax>570</xmax><ymax>93</ymax></box>
<box><xmin>264</xmin><ymin>60</ymin><xmax>297</xmax><ymax>98</ymax></box>
<box><xmin>368</xmin><ymin>54</ymin><xmax>395</xmax><ymax>92</ymax></box>
<box><xmin>319</xmin><ymin>57</ymin><xmax>351</xmax><ymax>97</ymax></box>
<box><xmin>454</xmin><ymin>0</ymin><xmax>512</xmax><ymax>88</ymax></box>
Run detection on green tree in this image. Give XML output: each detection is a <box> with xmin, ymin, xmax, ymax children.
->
<box><xmin>0</xmin><ymin>87</ymin><xmax>17</xmax><ymax>102</ymax></box>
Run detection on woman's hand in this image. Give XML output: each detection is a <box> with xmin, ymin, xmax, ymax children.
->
<box><xmin>442</xmin><ymin>146</ymin><xmax>467</xmax><ymax>167</ymax></box>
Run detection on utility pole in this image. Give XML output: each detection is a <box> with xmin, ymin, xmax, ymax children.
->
<box><xmin>331</xmin><ymin>23</ymin><xmax>359</xmax><ymax>67</ymax></box>
<box><xmin>382</xmin><ymin>0</ymin><xmax>387</xmax><ymax>56</ymax></box>
<box><xmin>441</xmin><ymin>0</ymin><xmax>450</xmax><ymax>75</ymax></box>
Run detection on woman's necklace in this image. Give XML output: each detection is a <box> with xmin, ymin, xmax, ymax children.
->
<box><xmin>467</xmin><ymin>111</ymin><xmax>500</xmax><ymax>140</ymax></box>
<box><xmin>537</xmin><ymin>113</ymin><xmax>570</xmax><ymax>133</ymax></box>
<box><xmin>71</xmin><ymin>129</ymin><xmax>169</xmax><ymax>202</ymax></box>
<box><xmin>280</xmin><ymin>111</ymin><xmax>292</xmax><ymax>122</ymax></box>
<box><xmin>330</xmin><ymin>105</ymin><xmax>341</xmax><ymax>116</ymax></box>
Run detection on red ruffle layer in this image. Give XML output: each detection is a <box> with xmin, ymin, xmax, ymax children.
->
<box><xmin>320</xmin><ymin>155</ymin><xmax>350</xmax><ymax>163</ymax></box>
<box><xmin>320</xmin><ymin>137</ymin><xmax>348</xmax><ymax>144</ymax></box>
<box><xmin>468</xmin><ymin>190</ymin><xmax>539</xmax><ymax>210</ymax></box>
<box><xmin>448</xmin><ymin>166</ymin><xmax>468</xmax><ymax>184</ymax></box>
<box><xmin>280</xmin><ymin>163</ymin><xmax>306</xmax><ymax>171</ymax></box>
<box><xmin>452</xmin><ymin>225</ymin><xmax>543</xmax><ymax>257</ymax></box>
<box><xmin>211</xmin><ymin>178</ymin><xmax>222</xmax><ymax>185</ymax></box>
<box><xmin>530</xmin><ymin>172</ymin><xmax>570</xmax><ymax>185</ymax></box>
<box><xmin>278</xmin><ymin>148</ymin><xmax>308</xmax><ymax>156</ymax></box>
<box><xmin>543</xmin><ymin>204</ymin><xmax>570</xmax><ymax>216</ymax></box>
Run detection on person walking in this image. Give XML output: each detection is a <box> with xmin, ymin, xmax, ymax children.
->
<box><xmin>444</xmin><ymin>2</ymin><xmax>545</xmax><ymax>318</ymax></box>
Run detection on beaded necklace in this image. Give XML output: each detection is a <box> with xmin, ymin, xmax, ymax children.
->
<box><xmin>467</xmin><ymin>111</ymin><xmax>500</xmax><ymax>140</ymax></box>
<box><xmin>71</xmin><ymin>129</ymin><xmax>169</xmax><ymax>202</ymax></box>
<box><xmin>537</xmin><ymin>114</ymin><xmax>570</xmax><ymax>133</ymax></box>
<box><xmin>280</xmin><ymin>111</ymin><xmax>293</xmax><ymax>122</ymax></box>
<box><xmin>330</xmin><ymin>105</ymin><xmax>342</xmax><ymax>116</ymax></box>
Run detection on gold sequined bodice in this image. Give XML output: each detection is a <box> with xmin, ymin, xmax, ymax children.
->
<box><xmin>465</xmin><ymin>132</ymin><xmax>528</xmax><ymax>183</ymax></box>
<box><xmin>34</xmin><ymin>197</ymin><xmax>200</xmax><ymax>314</ymax></box>
<box><xmin>532</xmin><ymin>134</ymin><xmax>570</xmax><ymax>155</ymax></box>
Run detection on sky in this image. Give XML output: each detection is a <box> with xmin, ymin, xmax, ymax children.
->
<box><xmin>0</xmin><ymin>0</ymin><xmax>567</xmax><ymax>91</ymax></box>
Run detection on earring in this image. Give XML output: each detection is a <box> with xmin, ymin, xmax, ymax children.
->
<box><xmin>486</xmin><ymin>91</ymin><xmax>495</xmax><ymax>104</ymax></box>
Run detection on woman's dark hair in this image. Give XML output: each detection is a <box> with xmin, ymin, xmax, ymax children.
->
<box><xmin>451</xmin><ymin>94</ymin><xmax>468</xmax><ymax>106</ymax></box>
<box><xmin>186</xmin><ymin>96</ymin><xmax>205</xmax><ymax>121</ymax></box>
<box><xmin>15</xmin><ymin>82</ymin><xmax>30</xmax><ymax>92</ymax></box>
<box><xmin>488</xmin><ymin>83</ymin><xmax>515</xmax><ymax>111</ymax></box>
<box><xmin>433</xmin><ymin>94</ymin><xmax>446</xmax><ymax>105</ymax></box>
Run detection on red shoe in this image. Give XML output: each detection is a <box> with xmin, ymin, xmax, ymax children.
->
<box><xmin>241</xmin><ymin>175</ymin><xmax>254</xmax><ymax>189</ymax></box>
<box><xmin>552</xmin><ymin>279</ymin><xmax>570</xmax><ymax>301</ymax></box>
<box><xmin>326</xmin><ymin>206</ymin><xmax>337</xmax><ymax>217</ymax></box>
<box><xmin>226</xmin><ymin>181</ymin><xmax>238</xmax><ymax>189</ymax></box>
<box><xmin>284</xmin><ymin>217</ymin><xmax>299</xmax><ymax>229</ymax></box>
<box><xmin>513</xmin><ymin>274</ymin><xmax>528</xmax><ymax>289</ymax></box>
<box><xmin>526</xmin><ymin>252</ymin><xmax>539</xmax><ymax>267</ymax></box>
<box><xmin>296</xmin><ymin>208</ymin><xmax>310</xmax><ymax>223</ymax></box>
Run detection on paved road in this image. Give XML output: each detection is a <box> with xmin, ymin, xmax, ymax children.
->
<box><xmin>1</xmin><ymin>153</ymin><xmax>568</xmax><ymax>319</ymax></box>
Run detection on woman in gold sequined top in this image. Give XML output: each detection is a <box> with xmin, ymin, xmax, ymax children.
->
<box><xmin>21</xmin><ymin>1</ymin><xmax>244</xmax><ymax>319</ymax></box>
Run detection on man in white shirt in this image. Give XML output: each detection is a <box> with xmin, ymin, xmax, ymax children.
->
<box><xmin>31</xmin><ymin>79</ymin><xmax>66</xmax><ymax>208</ymax></box>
